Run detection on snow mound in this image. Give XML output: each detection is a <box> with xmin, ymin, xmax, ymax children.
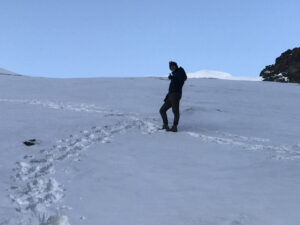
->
<box><xmin>0</xmin><ymin>67</ymin><xmax>20</xmax><ymax>76</ymax></box>
<box><xmin>187</xmin><ymin>70</ymin><xmax>261</xmax><ymax>81</ymax></box>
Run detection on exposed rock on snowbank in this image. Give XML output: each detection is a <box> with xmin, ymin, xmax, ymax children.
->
<box><xmin>260</xmin><ymin>47</ymin><xmax>300</xmax><ymax>83</ymax></box>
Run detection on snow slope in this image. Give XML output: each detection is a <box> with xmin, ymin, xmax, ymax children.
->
<box><xmin>0</xmin><ymin>75</ymin><xmax>300</xmax><ymax>225</ymax></box>
<box><xmin>0</xmin><ymin>67</ymin><xmax>20</xmax><ymax>76</ymax></box>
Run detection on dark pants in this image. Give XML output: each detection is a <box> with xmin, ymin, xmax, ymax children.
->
<box><xmin>159</xmin><ymin>92</ymin><xmax>182</xmax><ymax>126</ymax></box>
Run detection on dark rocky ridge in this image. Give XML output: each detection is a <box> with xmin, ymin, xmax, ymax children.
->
<box><xmin>260</xmin><ymin>47</ymin><xmax>300</xmax><ymax>83</ymax></box>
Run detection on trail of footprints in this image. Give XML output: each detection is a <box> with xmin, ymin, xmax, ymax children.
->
<box><xmin>3</xmin><ymin>98</ymin><xmax>300</xmax><ymax>224</ymax></box>
<box><xmin>0</xmin><ymin>98</ymin><xmax>122</xmax><ymax>115</ymax></box>
<box><xmin>9</xmin><ymin>117</ymin><xmax>159</xmax><ymax>224</ymax></box>
<box><xmin>10</xmin><ymin>119</ymin><xmax>300</xmax><ymax>223</ymax></box>
<box><xmin>187</xmin><ymin>131</ymin><xmax>300</xmax><ymax>160</ymax></box>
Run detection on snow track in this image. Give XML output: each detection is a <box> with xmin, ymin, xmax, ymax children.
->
<box><xmin>0</xmin><ymin>98</ymin><xmax>122</xmax><ymax>115</ymax></box>
<box><xmin>6</xmin><ymin>101</ymin><xmax>159</xmax><ymax>224</ymax></box>
<box><xmin>2</xmin><ymin>98</ymin><xmax>300</xmax><ymax>224</ymax></box>
<box><xmin>186</xmin><ymin>131</ymin><xmax>300</xmax><ymax>160</ymax></box>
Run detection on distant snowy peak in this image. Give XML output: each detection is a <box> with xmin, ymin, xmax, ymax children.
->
<box><xmin>187</xmin><ymin>70</ymin><xmax>261</xmax><ymax>81</ymax></box>
<box><xmin>0</xmin><ymin>67</ymin><xmax>20</xmax><ymax>76</ymax></box>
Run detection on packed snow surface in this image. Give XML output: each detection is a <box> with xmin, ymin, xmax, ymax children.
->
<box><xmin>0</xmin><ymin>75</ymin><xmax>299</xmax><ymax>225</ymax></box>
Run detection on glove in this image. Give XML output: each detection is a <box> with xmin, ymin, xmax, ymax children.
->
<box><xmin>168</xmin><ymin>74</ymin><xmax>173</xmax><ymax>80</ymax></box>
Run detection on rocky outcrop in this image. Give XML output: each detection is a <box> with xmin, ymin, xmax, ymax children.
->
<box><xmin>260</xmin><ymin>47</ymin><xmax>300</xmax><ymax>83</ymax></box>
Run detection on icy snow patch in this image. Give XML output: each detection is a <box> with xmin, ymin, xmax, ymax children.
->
<box><xmin>40</xmin><ymin>215</ymin><xmax>70</xmax><ymax>225</ymax></box>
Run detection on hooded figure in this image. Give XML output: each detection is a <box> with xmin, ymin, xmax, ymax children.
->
<box><xmin>159</xmin><ymin>61</ymin><xmax>187</xmax><ymax>132</ymax></box>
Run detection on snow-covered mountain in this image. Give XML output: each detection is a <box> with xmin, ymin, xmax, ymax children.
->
<box><xmin>0</xmin><ymin>75</ymin><xmax>299</xmax><ymax>225</ymax></box>
<box><xmin>187</xmin><ymin>70</ymin><xmax>261</xmax><ymax>81</ymax></box>
<box><xmin>0</xmin><ymin>67</ymin><xmax>20</xmax><ymax>76</ymax></box>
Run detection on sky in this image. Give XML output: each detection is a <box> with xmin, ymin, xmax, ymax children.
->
<box><xmin>0</xmin><ymin>0</ymin><xmax>299</xmax><ymax>78</ymax></box>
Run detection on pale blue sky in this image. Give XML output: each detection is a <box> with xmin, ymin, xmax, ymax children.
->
<box><xmin>0</xmin><ymin>0</ymin><xmax>299</xmax><ymax>78</ymax></box>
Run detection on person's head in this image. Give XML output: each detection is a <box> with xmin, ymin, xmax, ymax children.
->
<box><xmin>169</xmin><ymin>61</ymin><xmax>178</xmax><ymax>72</ymax></box>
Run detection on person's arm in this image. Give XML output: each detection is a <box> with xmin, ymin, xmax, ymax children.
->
<box><xmin>164</xmin><ymin>93</ymin><xmax>169</xmax><ymax>102</ymax></box>
<box><xmin>181</xmin><ymin>69</ymin><xmax>187</xmax><ymax>82</ymax></box>
<box><xmin>171</xmin><ymin>70</ymin><xmax>186</xmax><ymax>83</ymax></box>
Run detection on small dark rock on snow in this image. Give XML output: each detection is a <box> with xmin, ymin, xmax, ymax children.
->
<box><xmin>23</xmin><ymin>139</ymin><xmax>36</xmax><ymax>146</ymax></box>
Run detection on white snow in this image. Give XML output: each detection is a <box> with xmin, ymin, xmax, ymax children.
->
<box><xmin>0</xmin><ymin>75</ymin><xmax>300</xmax><ymax>225</ymax></box>
<box><xmin>275</xmin><ymin>72</ymin><xmax>289</xmax><ymax>82</ymax></box>
<box><xmin>187</xmin><ymin>70</ymin><xmax>262</xmax><ymax>81</ymax></box>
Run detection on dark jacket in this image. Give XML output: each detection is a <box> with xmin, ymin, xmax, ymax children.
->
<box><xmin>168</xmin><ymin>67</ymin><xmax>187</xmax><ymax>93</ymax></box>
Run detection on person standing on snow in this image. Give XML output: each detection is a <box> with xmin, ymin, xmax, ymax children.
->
<box><xmin>159</xmin><ymin>61</ymin><xmax>187</xmax><ymax>132</ymax></box>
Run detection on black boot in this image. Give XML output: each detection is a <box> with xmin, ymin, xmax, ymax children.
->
<box><xmin>167</xmin><ymin>125</ymin><xmax>177</xmax><ymax>132</ymax></box>
<box><xmin>160</xmin><ymin>124</ymin><xmax>169</xmax><ymax>130</ymax></box>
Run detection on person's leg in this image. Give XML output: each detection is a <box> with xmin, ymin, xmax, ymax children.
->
<box><xmin>159</xmin><ymin>99</ymin><xmax>172</xmax><ymax>126</ymax></box>
<box><xmin>170</xmin><ymin>93</ymin><xmax>181</xmax><ymax>126</ymax></box>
